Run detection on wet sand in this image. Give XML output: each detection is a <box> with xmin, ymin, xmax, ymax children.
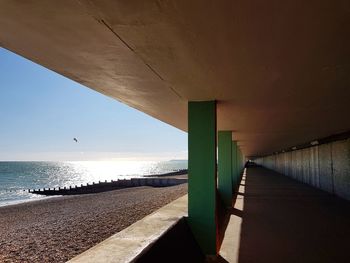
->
<box><xmin>0</xmin><ymin>184</ymin><xmax>187</xmax><ymax>263</ymax></box>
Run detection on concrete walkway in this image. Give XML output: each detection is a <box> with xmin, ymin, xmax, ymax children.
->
<box><xmin>219</xmin><ymin>166</ymin><xmax>350</xmax><ymax>263</ymax></box>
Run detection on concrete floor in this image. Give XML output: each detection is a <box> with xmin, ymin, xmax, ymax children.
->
<box><xmin>219</xmin><ymin>167</ymin><xmax>350</xmax><ymax>263</ymax></box>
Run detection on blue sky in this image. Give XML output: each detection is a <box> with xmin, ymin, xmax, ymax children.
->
<box><xmin>0</xmin><ymin>48</ymin><xmax>187</xmax><ymax>161</ymax></box>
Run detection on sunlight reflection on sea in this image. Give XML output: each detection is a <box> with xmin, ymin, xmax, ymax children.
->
<box><xmin>0</xmin><ymin>160</ymin><xmax>187</xmax><ymax>207</ymax></box>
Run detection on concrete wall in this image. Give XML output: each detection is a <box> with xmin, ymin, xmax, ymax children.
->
<box><xmin>254</xmin><ymin>139</ymin><xmax>350</xmax><ymax>201</ymax></box>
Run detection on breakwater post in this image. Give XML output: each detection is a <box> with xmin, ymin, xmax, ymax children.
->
<box><xmin>29</xmin><ymin>177</ymin><xmax>187</xmax><ymax>196</ymax></box>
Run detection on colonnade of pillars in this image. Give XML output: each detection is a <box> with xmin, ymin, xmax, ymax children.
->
<box><xmin>188</xmin><ymin>101</ymin><xmax>245</xmax><ymax>256</ymax></box>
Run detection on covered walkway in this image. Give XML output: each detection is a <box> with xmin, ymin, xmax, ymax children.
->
<box><xmin>1</xmin><ymin>1</ymin><xmax>349</xmax><ymax>261</ymax></box>
<box><xmin>220</xmin><ymin>166</ymin><xmax>350</xmax><ymax>263</ymax></box>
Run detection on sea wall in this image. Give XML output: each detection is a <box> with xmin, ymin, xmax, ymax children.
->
<box><xmin>254</xmin><ymin>138</ymin><xmax>350</xmax><ymax>201</ymax></box>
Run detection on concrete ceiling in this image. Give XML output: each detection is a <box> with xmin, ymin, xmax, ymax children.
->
<box><xmin>0</xmin><ymin>0</ymin><xmax>349</xmax><ymax>157</ymax></box>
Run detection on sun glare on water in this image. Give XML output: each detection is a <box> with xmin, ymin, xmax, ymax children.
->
<box><xmin>0</xmin><ymin>159</ymin><xmax>187</xmax><ymax>206</ymax></box>
<box><xmin>69</xmin><ymin>160</ymin><xmax>157</xmax><ymax>183</ymax></box>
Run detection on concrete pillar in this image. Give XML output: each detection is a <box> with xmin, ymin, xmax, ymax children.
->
<box><xmin>239</xmin><ymin>148</ymin><xmax>242</xmax><ymax>173</ymax></box>
<box><xmin>188</xmin><ymin>101</ymin><xmax>217</xmax><ymax>255</ymax></box>
<box><xmin>238</xmin><ymin>149</ymin><xmax>241</xmax><ymax>176</ymax></box>
<box><xmin>239</xmin><ymin>145</ymin><xmax>242</xmax><ymax>181</ymax></box>
<box><xmin>232</xmin><ymin>141</ymin><xmax>238</xmax><ymax>189</ymax></box>
<box><xmin>236</xmin><ymin>146</ymin><xmax>241</xmax><ymax>181</ymax></box>
<box><xmin>218</xmin><ymin>131</ymin><xmax>233</xmax><ymax>207</ymax></box>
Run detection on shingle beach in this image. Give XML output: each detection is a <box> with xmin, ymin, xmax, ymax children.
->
<box><xmin>0</xmin><ymin>184</ymin><xmax>187</xmax><ymax>262</ymax></box>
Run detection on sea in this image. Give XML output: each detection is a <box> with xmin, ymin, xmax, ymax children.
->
<box><xmin>0</xmin><ymin>160</ymin><xmax>187</xmax><ymax>207</ymax></box>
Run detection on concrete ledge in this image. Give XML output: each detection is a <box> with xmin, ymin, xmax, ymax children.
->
<box><xmin>67</xmin><ymin>195</ymin><xmax>188</xmax><ymax>263</ymax></box>
<box><xmin>134</xmin><ymin>217</ymin><xmax>204</xmax><ymax>262</ymax></box>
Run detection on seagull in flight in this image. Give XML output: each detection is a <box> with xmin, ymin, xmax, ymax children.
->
<box><xmin>73</xmin><ymin>138</ymin><xmax>78</xmax><ymax>143</ymax></box>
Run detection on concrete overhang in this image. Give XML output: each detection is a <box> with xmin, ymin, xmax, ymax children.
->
<box><xmin>0</xmin><ymin>0</ymin><xmax>349</xmax><ymax>157</ymax></box>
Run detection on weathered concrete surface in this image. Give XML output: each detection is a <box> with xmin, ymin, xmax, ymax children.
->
<box><xmin>286</xmin><ymin>151</ymin><xmax>292</xmax><ymax>177</ymax></box>
<box><xmin>283</xmin><ymin>152</ymin><xmax>288</xmax><ymax>176</ymax></box>
<box><xmin>296</xmin><ymin>150</ymin><xmax>303</xmax><ymax>182</ymax></box>
<box><xmin>68</xmin><ymin>195</ymin><xmax>188</xmax><ymax>263</ymax></box>
<box><xmin>134</xmin><ymin>217</ymin><xmax>204</xmax><ymax>262</ymax></box>
<box><xmin>0</xmin><ymin>1</ymin><xmax>350</xmax><ymax>157</ymax></box>
<box><xmin>291</xmin><ymin>151</ymin><xmax>297</xmax><ymax>180</ymax></box>
<box><xmin>229</xmin><ymin>167</ymin><xmax>350</xmax><ymax>263</ymax></box>
<box><xmin>301</xmin><ymin>148</ymin><xmax>310</xmax><ymax>184</ymax></box>
<box><xmin>310</xmin><ymin>146</ymin><xmax>320</xmax><ymax>188</ymax></box>
<box><xmin>218</xmin><ymin>178</ymin><xmax>245</xmax><ymax>262</ymax></box>
<box><xmin>318</xmin><ymin>143</ymin><xmax>334</xmax><ymax>193</ymax></box>
<box><xmin>332</xmin><ymin>139</ymin><xmax>350</xmax><ymax>200</ymax></box>
<box><xmin>255</xmin><ymin>139</ymin><xmax>350</xmax><ymax>201</ymax></box>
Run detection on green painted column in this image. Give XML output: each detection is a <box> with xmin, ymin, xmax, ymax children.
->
<box><xmin>218</xmin><ymin>131</ymin><xmax>232</xmax><ymax>207</ymax></box>
<box><xmin>232</xmin><ymin>141</ymin><xmax>238</xmax><ymax>190</ymax></box>
<box><xmin>188</xmin><ymin>101</ymin><xmax>217</xmax><ymax>255</ymax></box>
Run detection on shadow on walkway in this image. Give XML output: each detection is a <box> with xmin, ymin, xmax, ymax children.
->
<box><xmin>237</xmin><ymin>167</ymin><xmax>350</xmax><ymax>263</ymax></box>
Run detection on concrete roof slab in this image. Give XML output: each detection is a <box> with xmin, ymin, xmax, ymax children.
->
<box><xmin>0</xmin><ymin>0</ymin><xmax>349</xmax><ymax>156</ymax></box>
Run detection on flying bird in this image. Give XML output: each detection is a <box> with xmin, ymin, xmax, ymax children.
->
<box><xmin>73</xmin><ymin>138</ymin><xmax>78</xmax><ymax>143</ymax></box>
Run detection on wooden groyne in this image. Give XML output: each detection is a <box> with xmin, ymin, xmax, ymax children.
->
<box><xmin>28</xmin><ymin>177</ymin><xmax>187</xmax><ymax>196</ymax></box>
<box><xmin>143</xmin><ymin>169</ymin><xmax>187</xmax><ymax>177</ymax></box>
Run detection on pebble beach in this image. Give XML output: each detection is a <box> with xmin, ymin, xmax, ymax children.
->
<box><xmin>0</xmin><ymin>184</ymin><xmax>187</xmax><ymax>262</ymax></box>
